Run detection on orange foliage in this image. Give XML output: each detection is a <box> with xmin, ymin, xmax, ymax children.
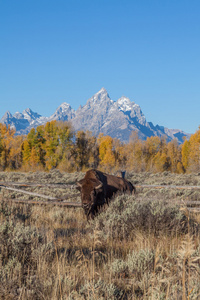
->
<box><xmin>0</xmin><ymin>121</ymin><xmax>194</xmax><ymax>173</ymax></box>
<box><xmin>98</xmin><ymin>134</ymin><xmax>116</xmax><ymax>171</ymax></box>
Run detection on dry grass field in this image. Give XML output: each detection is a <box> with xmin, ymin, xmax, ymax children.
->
<box><xmin>0</xmin><ymin>170</ymin><xmax>200</xmax><ymax>299</ymax></box>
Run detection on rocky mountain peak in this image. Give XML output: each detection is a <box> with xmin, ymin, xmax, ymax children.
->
<box><xmin>87</xmin><ymin>88</ymin><xmax>111</xmax><ymax>104</ymax></box>
<box><xmin>54</xmin><ymin>102</ymin><xmax>72</xmax><ymax>114</ymax></box>
<box><xmin>49</xmin><ymin>102</ymin><xmax>75</xmax><ymax>122</ymax></box>
<box><xmin>22</xmin><ymin>108</ymin><xmax>41</xmax><ymax>122</ymax></box>
<box><xmin>3</xmin><ymin>111</ymin><xmax>12</xmax><ymax>118</ymax></box>
<box><xmin>0</xmin><ymin>88</ymin><xmax>190</xmax><ymax>143</ymax></box>
<box><xmin>97</xmin><ymin>87</ymin><xmax>108</xmax><ymax>95</ymax></box>
<box><xmin>60</xmin><ymin>102</ymin><xmax>71</xmax><ymax>109</ymax></box>
<box><xmin>1</xmin><ymin>112</ymin><xmax>13</xmax><ymax>125</ymax></box>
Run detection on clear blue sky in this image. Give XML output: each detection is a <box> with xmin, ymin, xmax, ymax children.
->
<box><xmin>0</xmin><ymin>0</ymin><xmax>200</xmax><ymax>134</ymax></box>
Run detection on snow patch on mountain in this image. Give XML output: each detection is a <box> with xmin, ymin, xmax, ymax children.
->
<box><xmin>117</xmin><ymin>97</ymin><xmax>132</xmax><ymax>111</ymax></box>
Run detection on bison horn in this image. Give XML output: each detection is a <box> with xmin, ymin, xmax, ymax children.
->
<box><xmin>95</xmin><ymin>182</ymin><xmax>103</xmax><ymax>190</ymax></box>
<box><xmin>76</xmin><ymin>181</ymin><xmax>82</xmax><ymax>188</ymax></box>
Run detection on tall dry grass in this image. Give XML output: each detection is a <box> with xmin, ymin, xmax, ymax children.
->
<box><xmin>0</xmin><ymin>171</ymin><xmax>200</xmax><ymax>299</ymax></box>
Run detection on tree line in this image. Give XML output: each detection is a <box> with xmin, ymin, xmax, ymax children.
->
<box><xmin>0</xmin><ymin>120</ymin><xmax>199</xmax><ymax>173</ymax></box>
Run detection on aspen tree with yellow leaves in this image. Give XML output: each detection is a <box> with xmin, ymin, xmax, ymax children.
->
<box><xmin>98</xmin><ymin>134</ymin><xmax>116</xmax><ymax>171</ymax></box>
<box><xmin>21</xmin><ymin>127</ymin><xmax>46</xmax><ymax>170</ymax></box>
<box><xmin>0</xmin><ymin>124</ymin><xmax>16</xmax><ymax>170</ymax></box>
<box><xmin>112</xmin><ymin>138</ymin><xmax>127</xmax><ymax>171</ymax></box>
<box><xmin>0</xmin><ymin>121</ymin><xmax>193</xmax><ymax>173</ymax></box>
<box><xmin>43</xmin><ymin>121</ymin><xmax>59</xmax><ymax>170</ymax></box>
<box><xmin>124</xmin><ymin>131</ymin><xmax>144</xmax><ymax>172</ymax></box>
<box><xmin>151</xmin><ymin>138</ymin><xmax>169</xmax><ymax>172</ymax></box>
<box><xmin>182</xmin><ymin>138</ymin><xmax>190</xmax><ymax>171</ymax></box>
<box><xmin>144</xmin><ymin>136</ymin><xmax>161</xmax><ymax>171</ymax></box>
<box><xmin>8</xmin><ymin>135</ymin><xmax>24</xmax><ymax>170</ymax></box>
<box><xmin>181</xmin><ymin>127</ymin><xmax>200</xmax><ymax>172</ymax></box>
<box><xmin>21</xmin><ymin>121</ymin><xmax>74</xmax><ymax>170</ymax></box>
<box><xmin>167</xmin><ymin>139</ymin><xmax>183</xmax><ymax>173</ymax></box>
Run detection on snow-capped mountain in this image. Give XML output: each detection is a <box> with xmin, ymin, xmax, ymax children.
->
<box><xmin>1</xmin><ymin>109</ymin><xmax>41</xmax><ymax>133</ymax></box>
<box><xmin>0</xmin><ymin>88</ymin><xmax>189</xmax><ymax>143</ymax></box>
<box><xmin>48</xmin><ymin>103</ymin><xmax>75</xmax><ymax>122</ymax></box>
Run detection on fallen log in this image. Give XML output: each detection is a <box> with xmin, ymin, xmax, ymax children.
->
<box><xmin>1</xmin><ymin>182</ymin><xmax>200</xmax><ymax>210</ymax></box>
<box><xmin>0</xmin><ymin>198</ymin><xmax>82</xmax><ymax>207</ymax></box>
<box><xmin>0</xmin><ymin>185</ymin><xmax>59</xmax><ymax>201</ymax></box>
<box><xmin>0</xmin><ymin>185</ymin><xmax>79</xmax><ymax>202</ymax></box>
<box><xmin>0</xmin><ymin>181</ymin><xmax>76</xmax><ymax>189</ymax></box>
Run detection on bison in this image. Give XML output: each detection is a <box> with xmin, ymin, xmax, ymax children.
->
<box><xmin>76</xmin><ymin>169</ymin><xmax>135</xmax><ymax>219</ymax></box>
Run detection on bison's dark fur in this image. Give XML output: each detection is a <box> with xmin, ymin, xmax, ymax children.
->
<box><xmin>77</xmin><ymin>169</ymin><xmax>135</xmax><ymax>219</ymax></box>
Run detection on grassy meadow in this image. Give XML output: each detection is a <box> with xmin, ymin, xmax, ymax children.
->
<box><xmin>0</xmin><ymin>170</ymin><xmax>200</xmax><ymax>299</ymax></box>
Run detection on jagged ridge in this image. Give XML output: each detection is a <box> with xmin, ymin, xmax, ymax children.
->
<box><xmin>0</xmin><ymin>88</ymin><xmax>189</xmax><ymax>143</ymax></box>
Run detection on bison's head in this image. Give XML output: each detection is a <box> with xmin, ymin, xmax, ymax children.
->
<box><xmin>76</xmin><ymin>179</ymin><xmax>104</xmax><ymax>218</ymax></box>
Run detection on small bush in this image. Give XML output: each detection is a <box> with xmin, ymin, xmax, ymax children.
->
<box><xmin>79</xmin><ymin>279</ymin><xmax>124</xmax><ymax>300</ymax></box>
<box><xmin>112</xmin><ymin>249</ymin><xmax>155</xmax><ymax>279</ymax></box>
<box><xmin>0</xmin><ymin>205</ymin><xmax>55</xmax><ymax>299</ymax></box>
<box><xmin>94</xmin><ymin>194</ymin><xmax>199</xmax><ymax>239</ymax></box>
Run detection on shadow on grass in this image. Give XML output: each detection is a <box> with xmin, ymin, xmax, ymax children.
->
<box><xmin>54</xmin><ymin>227</ymin><xmax>88</xmax><ymax>238</ymax></box>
